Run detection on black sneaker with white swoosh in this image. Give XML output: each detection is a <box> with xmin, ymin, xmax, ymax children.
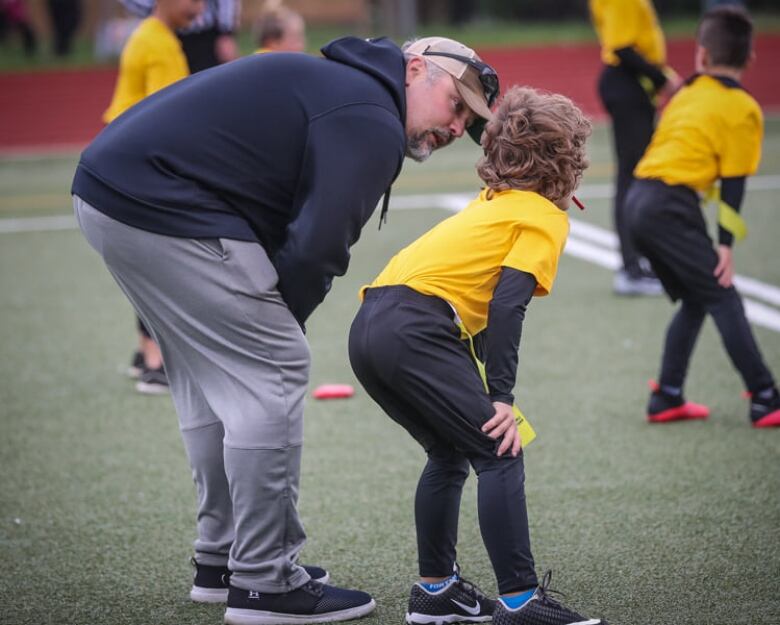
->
<box><xmin>405</xmin><ymin>574</ymin><xmax>495</xmax><ymax>624</ymax></box>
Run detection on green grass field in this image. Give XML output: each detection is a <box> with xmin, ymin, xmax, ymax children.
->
<box><xmin>1</xmin><ymin>119</ymin><xmax>779</xmax><ymax>625</ymax></box>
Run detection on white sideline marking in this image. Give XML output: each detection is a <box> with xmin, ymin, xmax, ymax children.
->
<box><xmin>0</xmin><ymin>214</ymin><xmax>76</xmax><ymax>233</ymax></box>
<box><xmin>559</xmin><ymin>240</ymin><xmax>780</xmax><ymax>331</ymax></box>
<box><xmin>2</xmin><ymin>187</ymin><xmax>780</xmax><ymax>332</ymax></box>
<box><xmin>388</xmin><ymin>175</ymin><xmax>780</xmax><ymax>212</ymax></box>
<box><xmin>733</xmin><ymin>275</ymin><xmax>780</xmax><ymax>309</ymax></box>
<box><xmin>564</xmin><ymin>237</ymin><xmax>621</xmax><ymax>270</ymax></box>
<box><xmin>744</xmin><ymin>300</ymin><xmax>780</xmax><ymax>333</ymax></box>
<box><xmin>390</xmin><ymin>191</ymin><xmax>780</xmax><ymax>333</ymax></box>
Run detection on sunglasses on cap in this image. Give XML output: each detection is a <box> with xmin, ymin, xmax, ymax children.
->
<box><xmin>421</xmin><ymin>47</ymin><xmax>500</xmax><ymax>108</ymax></box>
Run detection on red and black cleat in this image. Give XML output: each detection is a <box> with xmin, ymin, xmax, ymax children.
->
<box><xmin>646</xmin><ymin>380</ymin><xmax>710</xmax><ymax>423</ymax></box>
<box><xmin>749</xmin><ymin>387</ymin><xmax>780</xmax><ymax>428</ymax></box>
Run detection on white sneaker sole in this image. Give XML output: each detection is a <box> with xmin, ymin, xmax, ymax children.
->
<box><xmin>224</xmin><ymin>598</ymin><xmax>376</xmax><ymax>625</ymax></box>
<box><xmin>135</xmin><ymin>381</ymin><xmax>170</xmax><ymax>395</ymax></box>
<box><xmin>191</xmin><ymin>586</ymin><xmax>229</xmax><ymax>603</ymax></box>
<box><xmin>405</xmin><ymin>613</ymin><xmax>492</xmax><ymax>625</ymax></box>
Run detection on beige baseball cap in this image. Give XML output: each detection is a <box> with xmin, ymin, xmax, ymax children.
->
<box><xmin>404</xmin><ymin>36</ymin><xmax>499</xmax><ymax>142</ymax></box>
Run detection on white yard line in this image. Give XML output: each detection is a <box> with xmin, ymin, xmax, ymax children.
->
<box><xmin>391</xmin><ymin>190</ymin><xmax>780</xmax><ymax>332</ymax></box>
<box><xmin>563</xmin><ymin>237</ymin><xmax>621</xmax><ymax>270</ymax></box>
<box><xmin>388</xmin><ymin>174</ymin><xmax>780</xmax><ymax>210</ymax></box>
<box><xmin>3</xmin><ymin>185</ymin><xmax>780</xmax><ymax>331</ymax></box>
<box><xmin>0</xmin><ymin>214</ymin><xmax>76</xmax><ymax>233</ymax></box>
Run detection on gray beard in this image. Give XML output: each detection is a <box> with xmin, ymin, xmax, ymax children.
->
<box><xmin>405</xmin><ymin>132</ymin><xmax>434</xmax><ymax>162</ymax></box>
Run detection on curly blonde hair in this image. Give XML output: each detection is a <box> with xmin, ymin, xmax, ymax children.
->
<box><xmin>476</xmin><ymin>86</ymin><xmax>591</xmax><ymax>204</ymax></box>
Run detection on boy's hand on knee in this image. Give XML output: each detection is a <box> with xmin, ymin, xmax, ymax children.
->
<box><xmin>483</xmin><ymin>402</ymin><xmax>522</xmax><ymax>457</ymax></box>
<box><xmin>714</xmin><ymin>245</ymin><xmax>734</xmax><ymax>288</ymax></box>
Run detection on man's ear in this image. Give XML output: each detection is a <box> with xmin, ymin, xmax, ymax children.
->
<box><xmin>745</xmin><ymin>49</ymin><xmax>756</xmax><ymax>71</ymax></box>
<box><xmin>694</xmin><ymin>44</ymin><xmax>709</xmax><ymax>73</ymax></box>
<box><xmin>405</xmin><ymin>56</ymin><xmax>426</xmax><ymax>85</ymax></box>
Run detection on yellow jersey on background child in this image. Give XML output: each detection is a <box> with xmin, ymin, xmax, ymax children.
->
<box><xmin>635</xmin><ymin>73</ymin><xmax>763</xmax><ymax>192</ymax></box>
<box><xmin>589</xmin><ymin>0</ymin><xmax>666</xmax><ymax>68</ymax></box>
<box><xmin>103</xmin><ymin>16</ymin><xmax>189</xmax><ymax>123</ymax></box>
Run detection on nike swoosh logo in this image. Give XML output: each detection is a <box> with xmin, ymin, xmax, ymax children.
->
<box><xmin>451</xmin><ymin>599</ymin><xmax>481</xmax><ymax>615</ymax></box>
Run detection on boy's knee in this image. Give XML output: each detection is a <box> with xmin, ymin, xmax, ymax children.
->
<box><xmin>470</xmin><ymin>451</ymin><xmax>524</xmax><ymax>478</ymax></box>
<box><xmin>704</xmin><ymin>288</ymin><xmax>741</xmax><ymax>316</ymax></box>
<box><xmin>425</xmin><ymin>445</ymin><xmax>470</xmax><ymax>479</ymax></box>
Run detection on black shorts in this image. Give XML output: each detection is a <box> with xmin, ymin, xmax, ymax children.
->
<box><xmin>348</xmin><ymin>285</ymin><xmax>499</xmax><ymax>460</ymax></box>
<box><xmin>628</xmin><ymin>178</ymin><xmax>735</xmax><ymax>305</ymax></box>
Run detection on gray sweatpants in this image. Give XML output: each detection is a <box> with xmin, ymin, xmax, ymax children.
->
<box><xmin>74</xmin><ymin>196</ymin><xmax>311</xmax><ymax>592</ymax></box>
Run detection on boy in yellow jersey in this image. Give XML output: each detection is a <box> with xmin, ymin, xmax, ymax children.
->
<box><xmin>104</xmin><ymin>0</ymin><xmax>203</xmax><ymax>124</ymax></box>
<box><xmin>104</xmin><ymin>0</ymin><xmax>203</xmax><ymax>394</ymax></box>
<box><xmin>628</xmin><ymin>6</ymin><xmax>780</xmax><ymax>428</ymax></box>
<box><xmin>349</xmin><ymin>87</ymin><xmax>606</xmax><ymax>625</ymax></box>
<box><xmin>589</xmin><ymin>0</ymin><xmax>680</xmax><ymax>296</ymax></box>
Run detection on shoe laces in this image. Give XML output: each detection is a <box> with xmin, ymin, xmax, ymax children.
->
<box><xmin>453</xmin><ymin>564</ymin><xmax>489</xmax><ymax>602</ymax></box>
<box><xmin>301</xmin><ymin>580</ymin><xmax>325</xmax><ymax>598</ymax></box>
<box><xmin>535</xmin><ymin>570</ymin><xmax>567</xmax><ymax>608</ymax></box>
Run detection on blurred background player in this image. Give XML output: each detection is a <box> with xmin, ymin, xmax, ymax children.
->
<box><xmin>120</xmin><ymin>0</ymin><xmax>238</xmax><ymax>72</ymax></box>
<box><xmin>46</xmin><ymin>0</ymin><xmax>80</xmax><ymax>56</ymax></box>
<box><xmin>349</xmin><ymin>86</ymin><xmax>605</xmax><ymax>625</ymax></box>
<box><xmin>104</xmin><ymin>0</ymin><xmax>204</xmax><ymax>394</ymax></box>
<box><xmin>589</xmin><ymin>0</ymin><xmax>681</xmax><ymax>296</ymax></box>
<box><xmin>0</xmin><ymin>0</ymin><xmax>37</xmax><ymax>56</ymax></box>
<box><xmin>253</xmin><ymin>0</ymin><xmax>305</xmax><ymax>54</ymax></box>
<box><xmin>628</xmin><ymin>6</ymin><xmax>780</xmax><ymax>428</ymax></box>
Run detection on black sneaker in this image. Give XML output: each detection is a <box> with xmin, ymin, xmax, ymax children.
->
<box><xmin>492</xmin><ymin>572</ymin><xmax>605</xmax><ymax>625</ymax></box>
<box><xmin>750</xmin><ymin>387</ymin><xmax>780</xmax><ymax>428</ymax></box>
<box><xmin>405</xmin><ymin>573</ymin><xmax>495</xmax><ymax>625</ymax></box>
<box><xmin>126</xmin><ymin>350</ymin><xmax>145</xmax><ymax>379</ymax></box>
<box><xmin>225</xmin><ymin>580</ymin><xmax>375</xmax><ymax>625</ymax></box>
<box><xmin>135</xmin><ymin>366</ymin><xmax>169</xmax><ymax>395</ymax></box>
<box><xmin>190</xmin><ymin>558</ymin><xmax>330</xmax><ymax>604</ymax></box>
<box><xmin>613</xmin><ymin>269</ymin><xmax>663</xmax><ymax>297</ymax></box>
<box><xmin>191</xmin><ymin>559</ymin><xmax>231</xmax><ymax>604</ymax></box>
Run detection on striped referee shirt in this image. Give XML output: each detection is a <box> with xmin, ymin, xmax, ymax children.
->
<box><xmin>119</xmin><ymin>0</ymin><xmax>238</xmax><ymax>34</ymax></box>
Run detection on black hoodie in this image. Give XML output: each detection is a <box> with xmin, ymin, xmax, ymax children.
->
<box><xmin>72</xmin><ymin>36</ymin><xmax>407</xmax><ymax>324</ymax></box>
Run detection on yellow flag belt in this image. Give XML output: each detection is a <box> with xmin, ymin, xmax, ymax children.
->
<box><xmin>705</xmin><ymin>186</ymin><xmax>747</xmax><ymax>242</ymax></box>
<box><xmin>459</xmin><ymin>323</ymin><xmax>537</xmax><ymax>448</ymax></box>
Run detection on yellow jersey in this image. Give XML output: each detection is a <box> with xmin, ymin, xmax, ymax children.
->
<box><xmin>363</xmin><ymin>189</ymin><xmax>569</xmax><ymax>336</ymax></box>
<box><xmin>635</xmin><ymin>74</ymin><xmax>763</xmax><ymax>191</ymax></box>
<box><xmin>589</xmin><ymin>0</ymin><xmax>666</xmax><ymax>67</ymax></box>
<box><xmin>103</xmin><ymin>17</ymin><xmax>189</xmax><ymax>124</ymax></box>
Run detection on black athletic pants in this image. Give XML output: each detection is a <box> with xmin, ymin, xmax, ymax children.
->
<box><xmin>179</xmin><ymin>28</ymin><xmax>220</xmax><ymax>73</ymax></box>
<box><xmin>46</xmin><ymin>0</ymin><xmax>80</xmax><ymax>56</ymax></box>
<box><xmin>349</xmin><ymin>286</ymin><xmax>537</xmax><ymax>594</ymax></box>
<box><xmin>628</xmin><ymin>178</ymin><xmax>775</xmax><ymax>394</ymax></box>
<box><xmin>598</xmin><ymin>65</ymin><xmax>656</xmax><ymax>275</ymax></box>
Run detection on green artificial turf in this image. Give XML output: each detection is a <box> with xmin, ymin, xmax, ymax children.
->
<box><xmin>1</xmin><ymin>122</ymin><xmax>779</xmax><ymax>625</ymax></box>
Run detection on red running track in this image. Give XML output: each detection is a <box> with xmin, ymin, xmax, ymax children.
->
<box><xmin>1</xmin><ymin>34</ymin><xmax>779</xmax><ymax>152</ymax></box>
<box><xmin>481</xmin><ymin>34</ymin><xmax>780</xmax><ymax>122</ymax></box>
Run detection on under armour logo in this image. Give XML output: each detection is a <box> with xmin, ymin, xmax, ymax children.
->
<box><xmin>248</xmin><ymin>591</ymin><xmax>261</xmax><ymax>600</ymax></box>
